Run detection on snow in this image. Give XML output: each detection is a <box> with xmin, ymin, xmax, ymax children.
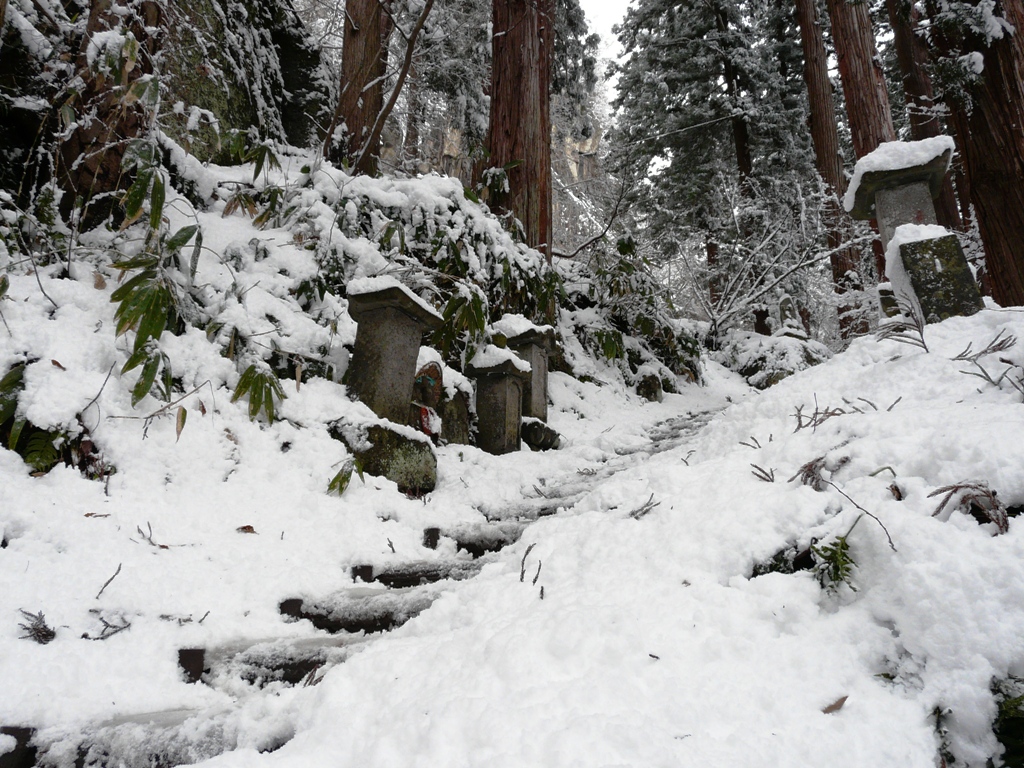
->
<box><xmin>490</xmin><ymin>313</ymin><xmax>553</xmax><ymax>340</ymax></box>
<box><xmin>344</xmin><ymin>276</ymin><xmax>443</xmax><ymax>322</ymax></box>
<box><xmin>884</xmin><ymin>224</ymin><xmax>951</xmax><ymax>315</ymax></box>
<box><xmin>468</xmin><ymin>344</ymin><xmax>531</xmax><ymax>373</ymax></box>
<box><xmin>844</xmin><ymin>136</ymin><xmax>957</xmax><ymax>213</ymax></box>
<box><xmin>5</xmin><ymin>151</ymin><xmax>1024</xmax><ymax>768</ymax></box>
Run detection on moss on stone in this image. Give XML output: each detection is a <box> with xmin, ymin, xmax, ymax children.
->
<box><xmin>329</xmin><ymin>422</ymin><xmax>437</xmax><ymax>495</ymax></box>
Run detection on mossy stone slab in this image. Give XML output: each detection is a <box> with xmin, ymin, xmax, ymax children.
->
<box><xmin>330</xmin><ymin>422</ymin><xmax>436</xmax><ymax>495</ymax></box>
<box><xmin>898</xmin><ymin>234</ymin><xmax>984</xmax><ymax>323</ymax></box>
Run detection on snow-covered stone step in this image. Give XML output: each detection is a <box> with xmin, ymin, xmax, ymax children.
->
<box><xmin>0</xmin><ymin>726</ymin><xmax>35</xmax><ymax>768</ymax></box>
<box><xmin>279</xmin><ymin>585</ymin><xmax>439</xmax><ymax>634</ymax></box>
<box><xmin>434</xmin><ymin>521</ymin><xmax>528</xmax><ymax>557</ymax></box>
<box><xmin>480</xmin><ymin>497</ymin><xmax>577</xmax><ymax>521</ymax></box>
<box><xmin>355</xmin><ymin>559</ymin><xmax>482</xmax><ymax>589</ymax></box>
<box><xmin>180</xmin><ymin>635</ymin><xmax>367</xmax><ymax>689</ymax></box>
<box><xmin>32</xmin><ymin>707</ymin><xmax>266</xmax><ymax>768</ymax></box>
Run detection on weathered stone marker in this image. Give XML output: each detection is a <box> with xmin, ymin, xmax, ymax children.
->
<box><xmin>636</xmin><ymin>373</ymin><xmax>664</xmax><ymax>403</ymax></box>
<box><xmin>892</xmin><ymin>230</ymin><xmax>984</xmax><ymax>322</ymax></box>
<box><xmin>521</xmin><ymin>418</ymin><xmax>561</xmax><ymax>450</ymax></box>
<box><xmin>345</xmin><ymin>281</ymin><xmax>443</xmax><ymax>425</ymax></box>
<box><xmin>499</xmin><ymin>321</ymin><xmax>556</xmax><ymax>422</ymax></box>
<box><xmin>467</xmin><ymin>346</ymin><xmax>531</xmax><ymax>455</ymax></box>
<box><xmin>845</xmin><ymin>137</ymin><xmax>983</xmax><ymax>322</ymax></box>
<box><xmin>846</xmin><ymin>147</ymin><xmax>950</xmax><ymax>247</ymax></box>
<box><xmin>777</xmin><ymin>295</ymin><xmax>807</xmax><ymax>339</ymax></box>
<box><xmin>329</xmin><ymin>420</ymin><xmax>437</xmax><ymax>495</ymax></box>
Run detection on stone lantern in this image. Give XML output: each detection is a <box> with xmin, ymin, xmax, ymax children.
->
<box><xmin>846</xmin><ymin>138</ymin><xmax>983</xmax><ymax>323</ymax></box>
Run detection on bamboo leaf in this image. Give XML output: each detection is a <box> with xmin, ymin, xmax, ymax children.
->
<box><xmin>328</xmin><ymin>460</ymin><xmax>353</xmax><ymax>496</ymax></box>
<box><xmin>249</xmin><ymin>378</ymin><xmax>264</xmax><ymax>420</ymax></box>
<box><xmin>189</xmin><ymin>230</ymin><xmax>203</xmax><ymax>282</ymax></box>
<box><xmin>149</xmin><ymin>173</ymin><xmax>165</xmax><ymax>230</ymax></box>
<box><xmin>24</xmin><ymin>429</ymin><xmax>60</xmax><ymax>472</ymax></box>
<box><xmin>121</xmin><ymin>346</ymin><xmax>150</xmax><ymax>374</ymax></box>
<box><xmin>123</xmin><ymin>77</ymin><xmax>150</xmax><ymax>106</ymax></box>
<box><xmin>8</xmin><ymin>418</ymin><xmax>26</xmax><ymax>450</ymax></box>
<box><xmin>175</xmin><ymin>406</ymin><xmax>186</xmax><ymax>442</ymax></box>
<box><xmin>166</xmin><ymin>225</ymin><xmax>198</xmax><ymax>252</ymax></box>
<box><xmin>122</xmin><ymin>170</ymin><xmax>152</xmax><ymax>221</ymax></box>
<box><xmin>132</xmin><ymin>354</ymin><xmax>160</xmax><ymax>406</ymax></box>
<box><xmin>252</xmin><ymin>145</ymin><xmax>266</xmax><ymax>182</ymax></box>
<box><xmin>59</xmin><ymin>103</ymin><xmax>76</xmax><ymax>130</ymax></box>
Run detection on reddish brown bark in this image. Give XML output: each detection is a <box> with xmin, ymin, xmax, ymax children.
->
<box><xmin>925</xmin><ymin>0</ymin><xmax>1024</xmax><ymax>307</ymax></box>
<box><xmin>486</xmin><ymin>0</ymin><xmax>553</xmax><ymax>262</ymax></box>
<box><xmin>826</xmin><ymin>0</ymin><xmax>897</xmax><ymax>159</ymax></box>
<box><xmin>826</xmin><ymin>0</ymin><xmax>897</xmax><ymax>278</ymax></box>
<box><xmin>796</xmin><ymin>0</ymin><xmax>865</xmax><ymax>338</ymax></box>
<box><xmin>884</xmin><ymin>0</ymin><xmax>962</xmax><ymax>230</ymax></box>
<box><xmin>324</xmin><ymin>0</ymin><xmax>391</xmax><ymax>175</ymax></box>
<box><xmin>55</xmin><ymin>0</ymin><xmax>161</xmax><ymax>227</ymax></box>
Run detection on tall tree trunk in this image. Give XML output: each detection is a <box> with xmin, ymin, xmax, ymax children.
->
<box><xmin>56</xmin><ymin>0</ymin><xmax>161</xmax><ymax>228</ymax></box>
<box><xmin>487</xmin><ymin>0</ymin><xmax>552</xmax><ymax>262</ymax></box>
<box><xmin>884</xmin><ymin>0</ymin><xmax>962</xmax><ymax>230</ymax></box>
<box><xmin>324</xmin><ymin>0</ymin><xmax>389</xmax><ymax>175</ymax></box>
<box><xmin>826</xmin><ymin>0</ymin><xmax>897</xmax><ymax>159</ymax></box>
<box><xmin>795</xmin><ymin>0</ymin><xmax>865</xmax><ymax>338</ymax></box>
<box><xmin>924</xmin><ymin>0</ymin><xmax>1024</xmax><ymax>307</ymax></box>
<box><xmin>826</xmin><ymin>0</ymin><xmax>896</xmax><ymax>277</ymax></box>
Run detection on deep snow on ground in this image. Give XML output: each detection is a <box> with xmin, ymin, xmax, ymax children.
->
<box><xmin>3</xmin><ymin>167</ymin><xmax>1024</xmax><ymax>767</ymax></box>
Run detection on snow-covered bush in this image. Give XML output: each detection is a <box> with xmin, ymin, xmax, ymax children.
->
<box><xmin>713</xmin><ymin>330</ymin><xmax>832</xmax><ymax>390</ymax></box>
<box><xmin>556</xmin><ymin>237</ymin><xmax>703</xmax><ymax>390</ymax></box>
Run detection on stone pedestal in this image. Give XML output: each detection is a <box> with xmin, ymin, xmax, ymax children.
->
<box><xmin>345</xmin><ymin>286</ymin><xmax>443</xmax><ymax>425</ymax></box>
<box><xmin>506</xmin><ymin>328</ymin><xmax>556</xmax><ymax>421</ymax></box>
<box><xmin>438</xmin><ymin>391</ymin><xmax>471</xmax><ymax>445</ymax></box>
<box><xmin>467</xmin><ymin>358</ymin><xmax>530</xmax><ymax>455</ymax></box>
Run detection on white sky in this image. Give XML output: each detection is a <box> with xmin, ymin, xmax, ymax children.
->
<box><xmin>578</xmin><ymin>0</ymin><xmax>630</xmax><ymax>62</ymax></box>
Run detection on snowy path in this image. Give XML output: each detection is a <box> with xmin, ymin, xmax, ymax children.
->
<box><xmin>34</xmin><ymin>397</ymin><xmax>731</xmax><ymax>768</ymax></box>
<box><xmin>9</xmin><ymin>309</ymin><xmax>1024</xmax><ymax>768</ymax></box>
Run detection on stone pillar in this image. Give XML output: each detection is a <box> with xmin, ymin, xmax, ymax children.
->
<box><xmin>874</xmin><ymin>182</ymin><xmax>936</xmax><ymax>248</ymax></box>
<box><xmin>467</xmin><ymin>356</ymin><xmax>530</xmax><ymax>455</ymax></box>
<box><xmin>345</xmin><ymin>285</ymin><xmax>443</xmax><ymax>424</ymax></box>
<box><xmin>846</xmin><ymin>141</ymin><xmax>982</xmax><ymax>322</ymax></box>
<box><xmin>505</xmin><ymin>328</ymin><xmax>556</xmax><ymax>421</ymax></box>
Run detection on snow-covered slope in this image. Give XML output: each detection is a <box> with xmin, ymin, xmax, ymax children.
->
<box><xmin>3</xmin><ymin>160</ymin><xmax>1024</xmax><ymax>766</ymax></box>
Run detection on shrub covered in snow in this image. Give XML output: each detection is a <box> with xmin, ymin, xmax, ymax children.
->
<box><xmin>713</xmin><ymin>330</ymin><xmax>832</xmax><ymax>390</ymax></box>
